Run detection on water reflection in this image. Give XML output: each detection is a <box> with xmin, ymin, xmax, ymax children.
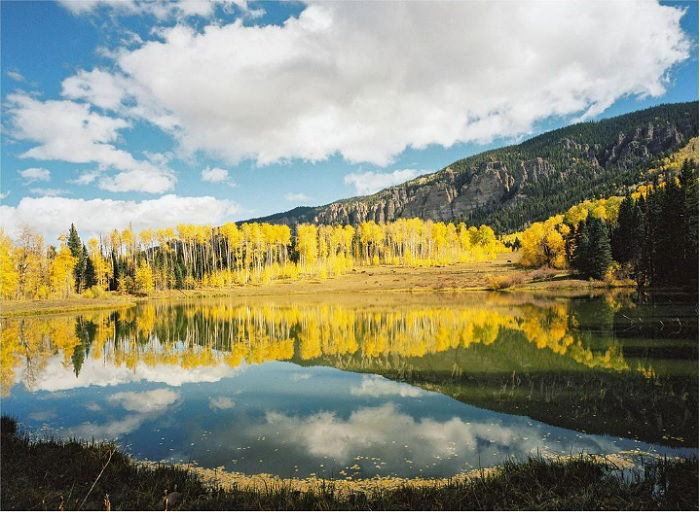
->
<box><xmin>1</xmin><ymin>292</ymin><xmax>697</xmax><ymax>478</ymax></box>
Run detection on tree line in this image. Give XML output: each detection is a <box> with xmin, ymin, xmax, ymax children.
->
<box><xmin>518</xmin><ymin>159</ymin><xmax>698</xmax><ymax>288</ymax></box>
<box><xmin>0</xmin><ymin>218</ymin><xmax>505</xmax><ymax>300</ymax></box>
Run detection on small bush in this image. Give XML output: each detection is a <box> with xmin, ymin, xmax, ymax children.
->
<box><xmin>529</xmin><ymin>266</ymin><xmax>558</xmax><ymax>282</ymax></box>
<box><xmin>82</xmin><ymin>286</ymin><xmax>108</xmax><ymax>299</ymax></box>
<box><xmin>486</xmin><ymin>274</ymin><xmax>525</xmax><ymax>290</ymax></box>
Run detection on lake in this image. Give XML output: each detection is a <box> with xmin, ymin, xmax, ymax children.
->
<box><xmin>2</xmin><ymin>291</ymin><xmax>697</xmax><ymax>479</ymax></box>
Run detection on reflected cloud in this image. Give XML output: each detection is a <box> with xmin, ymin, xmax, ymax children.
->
<box><xmin>209</xmin><ymin>396</ymin><xmax>236</xmax><ymax>410</ymax></box>
<box><xmin>69</xmin><ymin>413</ymin><xmax>150</xmax><ymax>440</ymax></box>
<box><xmin>351</xmin><ymin>376</ymin><xmax>426</xmax><ymax>398</ymax></box>
<box><xmin>68</xmin><ymin>388</ymin><xmax>180</xmax><ymax>440</ymax></box>
<box><xmin>262</xmin><ymin>403</ymin><xmax>635</xmax><ymax>469</ymax></box>
<box><xmin>18</xmin><ymin>355</ymin><xmax>242</xmax><ymax>392</ymax></box>
<box><xmin>27</xmin><ymin>410</ymin><xmax>56</xmax><ymax>421</ymax></box>
<box><xmin>109</xmin><ymin>388</ymin><xmax>179</xmax><ymax>413</ymax></box>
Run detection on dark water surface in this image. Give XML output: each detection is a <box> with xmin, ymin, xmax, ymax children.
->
<box><xmin>2</xmin><ymin>291</ymin><xmax>697</xmax><ymax>479</ymax></box>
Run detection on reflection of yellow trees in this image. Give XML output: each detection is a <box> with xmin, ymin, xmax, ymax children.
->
<box><xmin>2</xmin><ymin>300</ymin><xmax>639</xmax><ymax>395</ymax></box>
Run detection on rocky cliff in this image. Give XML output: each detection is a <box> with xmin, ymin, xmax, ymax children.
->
<box><xmin>249</xmin><ymin>102</ymin><xmax>698</xmax><ymax>231</ymax></box>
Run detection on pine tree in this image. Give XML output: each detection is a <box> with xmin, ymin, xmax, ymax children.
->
<box><xmin>573</xmin><ymin>216</ymin><xmax>611</xmax><ymax>279</ymax></box>
<box><xmin>680</xmin><ymin>159</ymin><xmax>699</xmax><ymax>286</ymax></box>
<box><xmin>572</xmin><ymin>219</ymin><xmax>590</xmax><ymax>273</ymax></box>
<box><xmin>586</xmin><ymin>216</ymin><xmax>612</xmax><ymax>280</ymax></box>
<box><xmin>66</xmin><ymin>224</ymin><xmax>82</xmax><ymax>258</ymax></box>
<box><xmin>84</xmin><ymin>254</ymin><xmax>97</xmax><ymax>289</ymax></box>
<box><xmin>66</xmin><ymin>225</ymin><xmax>87</xmax><ymax>292</ymax></box>
<box><xmin>612</xmin><ymin>195</ymin><xmax>643</xmax><ymax>265</ymax></box>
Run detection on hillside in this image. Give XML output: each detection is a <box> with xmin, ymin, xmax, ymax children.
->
<box><xmin>249</xmin><ymin>102</ymin><xmax>698</xmax><ymax>233</ymax></box>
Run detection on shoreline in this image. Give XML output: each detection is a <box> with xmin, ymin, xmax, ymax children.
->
<box><xmin>1</xmin><ymin>421</ymin><xmax>696</xmax><ymax>510</ymax></box>
<box><xmin>1</xmin><ymin>254</ymin><xmax>647</xmax><ymax>317</ymax></box>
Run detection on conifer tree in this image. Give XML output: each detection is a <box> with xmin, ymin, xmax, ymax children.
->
<box><xmin>83</xmin><ymin>253</ymin><xmax>97</xmax><ymax>289</ymax></box>
<box><xmin>612</xmin><ymin>195</ymin><xmax>643</xmax><ymax>266</ymax></box>
<box><xmin>573</xmin><ymin>215</ymin><xmax>611</xmax><ymax>279</ymax></box>
<box><xmin>66</xmin><ymin>225</ymin><xmax>85</xmax><ymax>292</ymax></box>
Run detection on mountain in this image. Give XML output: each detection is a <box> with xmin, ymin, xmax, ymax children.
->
<box><xmin>248</xmin><ymin>102</ymin><xmax>698</xmax><ymax>233</ymax></box>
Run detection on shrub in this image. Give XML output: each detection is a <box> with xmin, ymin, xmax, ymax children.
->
<box><xmin>486</xmin><ymin>273</ymin><xmax>525</xmax><ymax>290</ymax></box>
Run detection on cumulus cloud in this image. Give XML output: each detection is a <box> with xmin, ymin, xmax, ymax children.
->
<box><xmin>18</xmin><ymin>167</ymin><xmax>51</xmax><ymax>183</ymax></box>
<box><xmin>61</xmin><ymin>69</ymin><xmax>131</xmax><ymax>111</ymax></box>
<box><xmin>109</xmin><ymin>388</ymin><xmax>180</xmax><ymax>413</ymax></box>
<box><xmin>0</xmin><ymin>194</ymin><xmax>242</xmax><ymax>241</ymax></box>
<box><xmin>59</xmin><ymin>1</ymin><xmax>691</xmax><ymax>167</ymax></box>
<box><xmin>5</xmin><ymin>93</ymin><xmax>175</xmax><ymax>193</ymax></box>
<box><xmin>350</xmin><ymin>376</ymin><xmax>426</xmax><ymax>398</ymax></box>
<box><xmin>98</xmin><ymin>168</ymin><xmax>176</xmax><ymax>193</ymax></box>
<box><xmin>344</xmin><ymin>169</ymin><xmax>423</xmax><ymax>195</ymax></box>
<box><xmin>28</xmin><ymin>188</ymin><xmax>68</xmax><ymax>196</ymax></box>
<box><xmin>201</xmin><ymin>167</ymin><xmax>230</xmax><ymax>183</ymax></box>
<box><xmin>284</xmin><ymin>192</ymin><xmax>310</xmax><ymax>202</ymax></box>
<box><xmin>209</xmin><ymin>396</ymin><xmax>236</xmax><ymax>410</ymax></box>
<box><xmin>71</xmin><ymin>170</ymin><xmax>102</xmax><ymax>185</ymax></box>
<box><xmin>57</xmin><ymin>0</ymin><xmax>264</xmax><ymax>20</ymax></box>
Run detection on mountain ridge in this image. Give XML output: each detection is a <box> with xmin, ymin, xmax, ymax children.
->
<box><xmin>244</xmin><ymin>102</ymin><xmax>698</xmax><ymax>232</ymax></box>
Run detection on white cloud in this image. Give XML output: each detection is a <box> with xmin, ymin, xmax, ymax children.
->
<box><xmin>57</xmin><ymin>0</ymin><xmax>264</xmax><ymax>20</ymax></box>
<box><xmin>284</xmin><ymin>192</ymin><xmax>310</xmax><ymax>202</ymax></box>
<box><xmin>6</xmin><ymin>94</ymin><xmax>175</xmax><ymax>193</ymax></box>
<box><xmin>61</xmin><ymin>69</ymin><xmax>131</xmax><ymax>111</ymax></box>
<box><xmin>28</xmin><ymin>188</ymin><xmax>68</xmax><ymax>196</ymax></box>
<box><xmin>344</xmin><ymin>169</ymin><xmax>423</xmax><ymax>195</ymax></box>
<box><xmin>201</xmin><ymin>166</ymin><xmax>230</xmax><ymax>183</ymax></box>
<box><xmin>61</xmin><ymin>1</ymin><xmax>691</xmax><ymax>167</ymax></box>
<box><xmin>71</xmin><ymin>170</ymin><xmax>102</xmax><ymax>185</ymax></box>
<box><xmin>7</xmin><ymin>70</ymin><xmax>25</xmax><ymax>82</ymax></box>
<box><xmin>209</xmin><ymin>396</ymin><xmax>236</xmax><ymax>410</ymax></box>
<box><xmin>0</xmin><ymin>194</ymin><xmax>243</xmax><ymax>241</ymax></box>
<box><xmin>98</xmin><ymin>168</ymin><xmax>176</xmax><ymax>193</ymax></box>
<box><xmin>0</xmin><ymin>191</ymin><xmax>9</xmax><ymax>201</ymax></box>
<box><xmin>18</xmin><ymin>167</ymin><xmax>51</xmax><ymax>183</ymax></box>
<box><xmin>109</xmin><ymin>388</ymin><xmax>179</xmax><ymax>412</ymax></box>
<box><xmin>350</xmin><ymin>376</ymin><xmax>426</xmax><ymax>398</ymax></box>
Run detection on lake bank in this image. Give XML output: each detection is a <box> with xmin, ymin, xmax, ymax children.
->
<box><xmin>1</xmin><ymin>420</ymin><xmax>696</xmax><ymax>511</ymax></box>
<box><xmin>1</xmin><ymin>253</ymin><xmax>626</xmax><ymax>317</ymax></box>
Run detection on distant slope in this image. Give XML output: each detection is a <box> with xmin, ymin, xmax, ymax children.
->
<box><xmin>247</xmin><ymin>102</ymin><xmax>698</xmax><ymax>232</ymax></box>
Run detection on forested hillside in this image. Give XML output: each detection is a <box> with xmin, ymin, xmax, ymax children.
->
<box><xmin>253</xmin><ymin>102</ymin><xmax>698</xmax><ymax>233</ymax></box>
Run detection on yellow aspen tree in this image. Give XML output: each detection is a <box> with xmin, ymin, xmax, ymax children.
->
<box><xmin>49</xmin><ymin>247</ymin><xmax>77</xmax><ymax>299</ymax></box>
<box><xmin>134</xmin><ymin>261</ymin><xmax>155</xmax><ymax>294</ymax></box>
<box><xmin>0</xmin><ymin>230</ymin><xmax>19</xmax><ymax>299</ymax></box>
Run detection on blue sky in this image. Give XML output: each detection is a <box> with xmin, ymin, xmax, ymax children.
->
<box><xmin>1</xmin><ymin>0</ymin><xmax>697</xmax><ymax>240</ymax></box>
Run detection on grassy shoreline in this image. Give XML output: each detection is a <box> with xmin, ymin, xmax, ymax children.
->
<box><xmin>1</xmin><ymin>254</ymin><xmax>635</xmax><ymax>317</ymax></box>
<box><xmin>1</xmin><ymin>418</ymin><xmax>696</xmax><ymax>511</ymax></box>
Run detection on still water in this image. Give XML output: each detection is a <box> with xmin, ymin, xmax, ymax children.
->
<box><xmin>2</xmin><ymin>292</ymin><xmax>697</xmax><ymax>479</ymax></box>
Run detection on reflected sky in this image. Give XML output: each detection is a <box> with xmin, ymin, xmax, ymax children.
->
<box><xmin>3</xmin><ymin>357</ymin><xmax>695</xmax><ymax>479</ymax></box>
<box><xmin>1</xmin><ymin>293</ymin><xmax>697</xmax><ymax>479</ymax></box>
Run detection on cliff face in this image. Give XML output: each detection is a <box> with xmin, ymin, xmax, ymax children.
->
<box><xmin>249</xmin><ymin>102</ymin><xmax>697</xmax><ymax>230</ymax></box>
